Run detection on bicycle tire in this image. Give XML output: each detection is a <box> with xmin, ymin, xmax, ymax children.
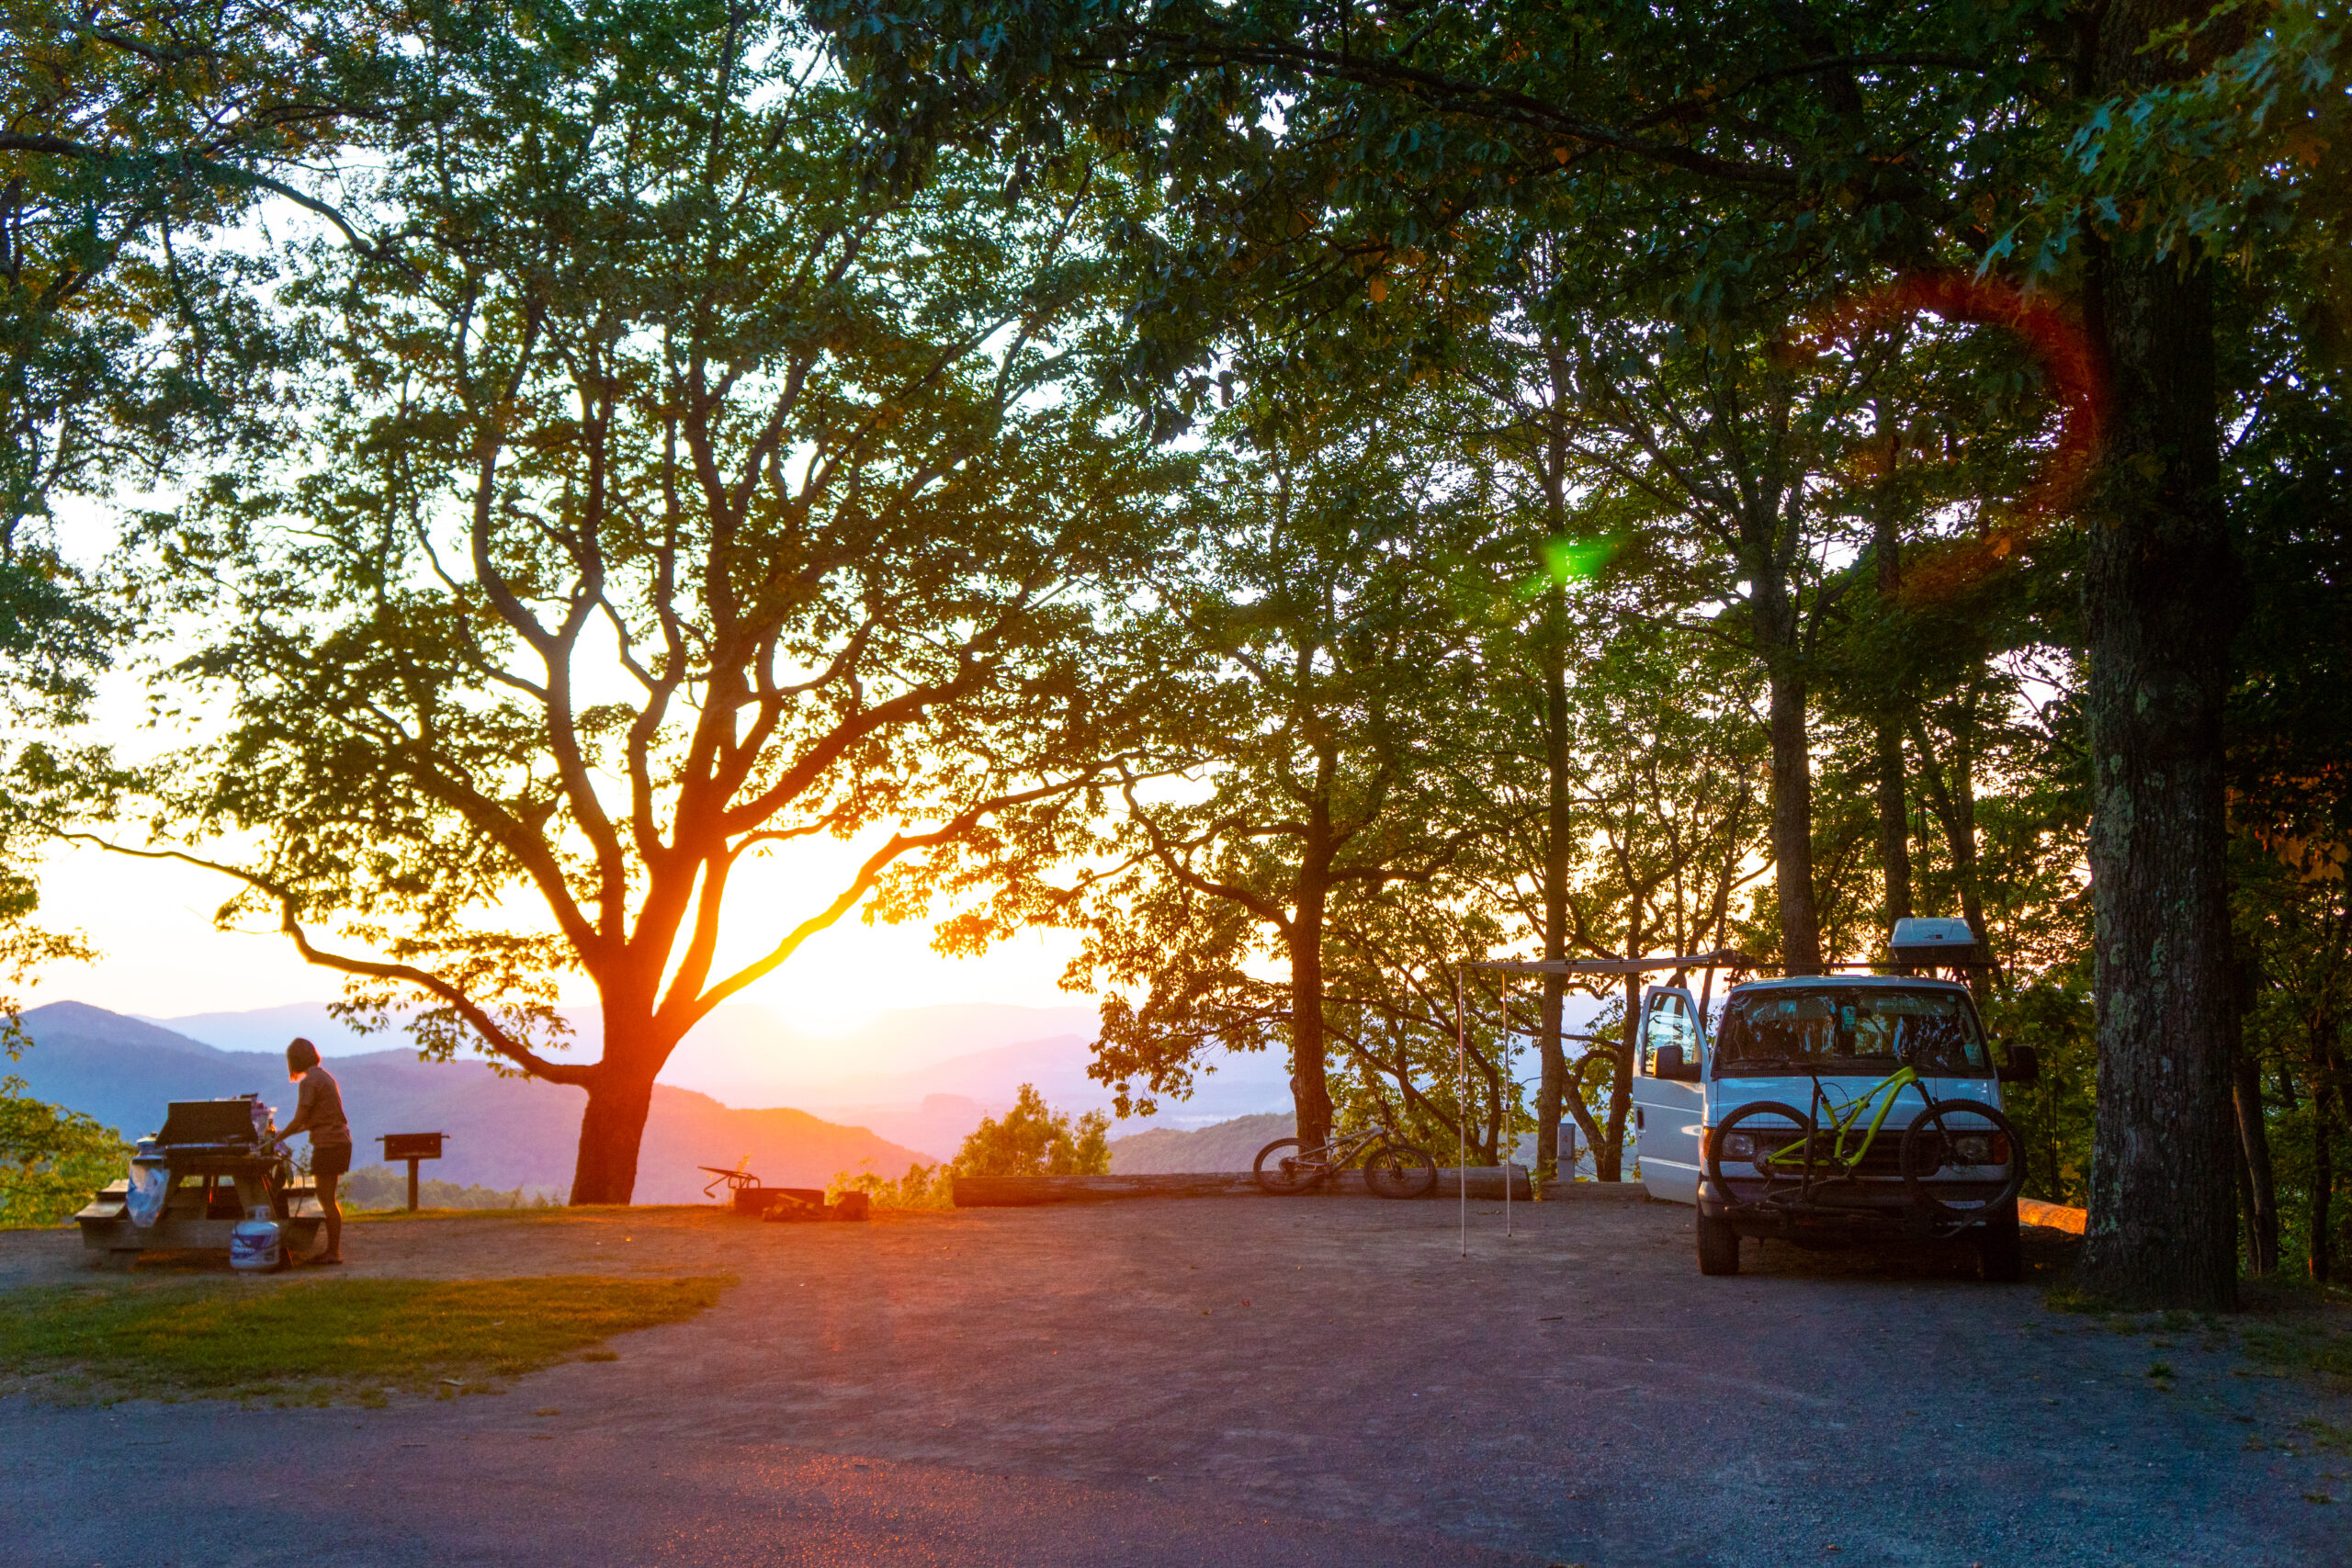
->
<box><xmin>1253</xmin><ymin>1137</ymin><xmax>1323</xmax><ymax>1195</ymax></box>
<box><xmin>1363</xmin><ymin>1142</ymin><xmax>1438</xmax><ymax>1199</ymax></box>
<box><xmin>1703</xmin><ymin>1101</ymin><xmax>1815</xmax><ymax>1207</ymax></box>
<box><xmin>1900</xmin><ymin>1100</ymin><xmax>2028</xmax><ymax>1220</ymax></box>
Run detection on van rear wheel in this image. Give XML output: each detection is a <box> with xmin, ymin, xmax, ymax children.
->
<box><xmin>1696</xmin><ymin>1209</ymin><xmax>1741</xmax><ymax>1275</ymax></box>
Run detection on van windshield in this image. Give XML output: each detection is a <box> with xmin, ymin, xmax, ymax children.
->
<box><xmin>1714</xmin><ymin>987</ymin><xmax>1990</xmax><ymax>1077</ymax></box>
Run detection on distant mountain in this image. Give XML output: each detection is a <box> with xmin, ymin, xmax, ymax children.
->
<box><xmin>14</xmin><ymin>1001</ymin><xmax>927</xmax><ymax>1203</ymax></box>
<box><xmin>153</xmin><ymin>998</ymin><xmax>1108</xmax><ymax>1097</ymax></box>
<box><xmin>1109</xmin><ymin>1112</ymin><xmax>1298</xmax><ymax>1174</ymax></box>
<box><xmin>133</xmin><ymin>995</ymin><xmax>1296</xmax><ymax>1164</ymax></box>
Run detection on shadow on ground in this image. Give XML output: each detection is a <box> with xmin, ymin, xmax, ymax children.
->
<box><xmin>3</xmin><ymin>1196</ymin><xmax>2346</xmax><ymax>1566</ymax></box>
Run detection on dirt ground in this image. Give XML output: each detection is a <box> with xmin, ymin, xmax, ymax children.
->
<box><xmin>4</xmin><ymin>1195</ymin><xmax>2349</xmax><ymax>1567</ymax></box>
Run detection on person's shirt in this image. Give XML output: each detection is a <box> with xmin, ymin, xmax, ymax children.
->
<box><xmin>293</xmin><ymin>1066</ymin><xmax>353</xmax><ymax>1149</ymax></box>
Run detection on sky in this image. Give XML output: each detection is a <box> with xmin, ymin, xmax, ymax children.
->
<box><xmin>21</xmin><ymin>832</ymin><xmax>1090</xmax><ymax>1037</ymax></box>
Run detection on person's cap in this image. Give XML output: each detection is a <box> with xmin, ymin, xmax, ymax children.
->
<box><xmin>287</xmin><ymin>1037</ymin><xmax>322</xmax><ymax>1072</ymax></box>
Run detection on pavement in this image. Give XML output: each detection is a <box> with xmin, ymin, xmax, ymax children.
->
<box><xmin>3</xmin><ymin>1195</ymin><xmax>2347</xmax><ymax>1566</ymax></box>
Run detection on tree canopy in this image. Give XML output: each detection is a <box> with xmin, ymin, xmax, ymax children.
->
<box><xmin>2</xmin><ymin>0</ymin><xmax>2346</xmax><ymax>1310</ymax></box>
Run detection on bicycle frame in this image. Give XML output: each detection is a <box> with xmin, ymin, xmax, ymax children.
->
<box><xmin>1292</xmin><ymin>1124</ymin><xmax>1386</xmax><ymax>1173</ymax></box>
<box><xmin>1757</xmin><ymin>1064</ymin><xmax>1942</xmax><ymax>1180</ymax></box>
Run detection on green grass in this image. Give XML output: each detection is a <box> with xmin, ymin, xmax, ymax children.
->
<box><xmin>2239</xmin><ymin>1319</ymin><xmax>2352</xmax><ymax>1381</ymax></box>
<box><xmin>0</xmin><ymin>1274</ymin><xmax>727</xmax><ymax>1403</ymax></box>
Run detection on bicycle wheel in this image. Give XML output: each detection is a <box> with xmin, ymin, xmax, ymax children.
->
<box><xmin>1253</xmin><ymin>1138</ymin><xmax>1324</xmax><ymax>1195</ymax></box>
<box><xmin>1704</xmin><ymin>1101</ymin><xmax>1815</xmax><ymax>1207</ymax></box>
<box><xmin>1901</xmin><ymin>1100</ymin><xmax>2027</xmax><ymax>1220</ymax></box>
<box><xmin>1363</xmin><ymin>1142</ymin><xmax>1438</xmax><ymax>1199</ymax></box>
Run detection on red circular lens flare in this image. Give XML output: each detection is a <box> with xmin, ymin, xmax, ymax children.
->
<box><xmin>1816</xmin><ymin>271</ymin><xmax>2107</xmax><ymax>599</ymax></box>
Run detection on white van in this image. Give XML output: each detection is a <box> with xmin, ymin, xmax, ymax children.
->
<box><xmin>1626</xmin><ymin>921</ymin><xmax>2039</xmax><ymax>1280</ymax></box>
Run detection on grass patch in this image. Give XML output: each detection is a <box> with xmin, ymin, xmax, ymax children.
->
<box><xmin>2240</xmin><ymin>1319</ymin><xmax>2352</xmax><ymax>1381</ymax></box>
<box><xmin>0</xmin><ymin>1274</ymin><xmax>726</xmax><ymax>1403</ymax></box>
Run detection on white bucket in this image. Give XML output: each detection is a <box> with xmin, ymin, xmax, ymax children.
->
<box><xmin>230</xmin><ymin>1211</ymin><xmax>281</xmax><ymax>1272</ymax></box>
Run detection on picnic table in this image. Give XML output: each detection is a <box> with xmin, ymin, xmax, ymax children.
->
<box><xmin>75</xmin><ymin>1097</ymin><xmax>324</xmax><ymax>1268</ymax></box>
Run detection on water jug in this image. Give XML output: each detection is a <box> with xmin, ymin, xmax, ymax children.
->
<box><xmin>230</xmin><ymin>1209</ymin><xmax>282</xmax><ymax>1272</ymax></box>
<box><xmin>126</xmin><ymin>1145</ymin><xmax>170</xmax><ymax>1228</ymax></box>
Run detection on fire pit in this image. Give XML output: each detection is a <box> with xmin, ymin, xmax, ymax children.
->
<box><xmin>75</xmin><ymin>1096</ymin><xmax>325</xmax><ymax>1268</ymax></box>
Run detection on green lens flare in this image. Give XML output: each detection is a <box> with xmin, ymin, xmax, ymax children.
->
<box><xmin>1518</xmin><ymin>536</ymin><xmax>1615</xmax><ymax>596</ymax></box>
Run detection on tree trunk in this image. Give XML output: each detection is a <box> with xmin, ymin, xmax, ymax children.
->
<box><xmin>2074</xmin><ymin>0</ymin><xmax>2242</xmax><ymax>1311</ymax></box>
<box><xmin>1533</xmin><ymin>345</ymin><xmax>1577</xmax><ymax>1179</ymax></box>
<box><xmin>1913</xmin><ymin>699</ymin><xmax>1991</xmax><ymax>1005</ymax></box>
<box><xmin>2312</xmin><ymin>1076</ymin><xmax>2334</xmax><ymax>1283</ymax></box>
<box><xmin>1534</xmin><ymin>591</ymin><xmax>1574</xmax><ymax>1178</ymax></box>
<box><xmin>1876</xmin><ymin>718</ymin><xmax>1913</xmax><ymax>935</ymax></box>
<box><xmin>1871</xmin><ymin>402</ymin><xmax>1913</xmax><ymax>940</ymax></box>
<box><xmin>1288</xmin><ymin>852</ymin><xmax>1336</xmax><ymax>1155</ymax></box>
<box><xmin>570</xmin><ymin>1060</ymin><xmax>659</xmax><ymax>1206</ymax></box>
<box><xmin>1764</xmin><ymin>652</ymin><xmax>1823</xmax><ymax>973</ymax></box>
<box><xmin>1597</xmin><ymin>912</ymin><xmax>1645</xmax><ymax>1181</ymax></box>
<box><xmin>2233</xmin><ymin>1046</ymin><xmax>2279</xmax><ymax>1275</ymax></box>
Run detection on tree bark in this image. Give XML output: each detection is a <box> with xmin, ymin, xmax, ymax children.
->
<box><xmin>2233</xmin><ymin>1045</ymin><xmax>2279</xmax><ymax>1275</ymax></box>
<box><xmin>1532</xmin><ymin>341</ymin><xmax>1577</xmax><ymax>1179</ymax></box>
<box><xmin>1871</xmin><ymin>400</ymin><xmax>1913</xmax><ymax>939</ymax></box>
<box><xmin>2312</xmin><ymin>1075</ymin><xmax>2335</xmax><ymax>1283</ymax></box>
<box><xmin>1763</xmin><ymin>650</ymin><xmax>1823</xmax><ymax>973</ymax></box>
<box><xmin>569</xmin><ymin>1058</ymin><xmax>660</xmax><ymax>1205</ymax></box>
<box><xmin>2074</xmin><ymin>0</ymin><xmax>2242</xmax><ymax>1311</ymax></box>
<box><xmin>1287</xmin><ymin>806</ymin><xmax>1337</xmax><ymax>1153</ymax></box>
<box><xmin>1534</xmin><ymin>591</ymin><xmax>1575</xmax><ymax>1178</ymax></box>
<box><xmin>1876</xmin><ymin>718</ymin><xmax>1913</xmax><ymax>935</ymax></box>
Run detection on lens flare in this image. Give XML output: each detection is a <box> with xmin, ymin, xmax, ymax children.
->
<box><xmin>1814</xmin><ymin>271</ymin><xmax>2108</xmax><ymax>600</ymax></box>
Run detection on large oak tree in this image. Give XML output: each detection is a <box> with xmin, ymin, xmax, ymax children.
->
<box><xmin>114</xmin><ymin>0</ymin><xmax>1182</xmax><ymax>1202</ymax></box>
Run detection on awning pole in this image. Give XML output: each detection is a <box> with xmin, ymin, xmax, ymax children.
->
<box><xmin>1501</xmin><ymin>973</ymin><xmax>1512</xmax><ymax>1238</ymax></box>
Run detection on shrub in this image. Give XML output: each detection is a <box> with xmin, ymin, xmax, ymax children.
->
<box><xmin>0</xmin><ymin>1082</ymin><xmax>132</xmax><ymax>1228</ymax></box>
<box><xmin>954</xmin><ymin>1084</ymin><xmax>1111</xmax><ymax>1178</ymax></box>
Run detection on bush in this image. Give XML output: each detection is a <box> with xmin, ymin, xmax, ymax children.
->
<box><xmin>339</xmin><ymin>1165</ymin><xmax>564</xmax><ymax>1212</ymax></box>
<box><xmin>0</xmin><ymin>1082</ymin><xmax>132</xmax><ymax>1228</ymax></box>
<box><xmin>828</xmin><ymin>1160</ymin><xmax>956</xmax><ymax>1210</ymax></box>
<box><xmin>954</xmin><ymin>1084</ymin><xmax>1111</xmax><ymax>1178</ymax></box>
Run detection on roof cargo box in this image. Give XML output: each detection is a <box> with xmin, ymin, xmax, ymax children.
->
<box><xmin>1890</xmin><ymin>916</ymin><xmax>1978</xmax><ymax>966</ymax></box>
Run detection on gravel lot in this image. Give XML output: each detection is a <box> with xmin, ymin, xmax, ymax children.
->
<box><xmin>3</xmin><ymin>1195</ymin><xmax>2347</xmax><ymax>1566</ymax></box>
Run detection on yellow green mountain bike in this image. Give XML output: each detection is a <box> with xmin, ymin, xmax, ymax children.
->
<box><xmin>1702</xmin><ymin>1055</ymin><xmax>2026</xmax><ymax>1227</ymax></box>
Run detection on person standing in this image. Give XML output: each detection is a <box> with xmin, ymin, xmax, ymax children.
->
<box><xmin>279</xmin><ymin>1037</ymin><xmax>351</xmax><ymax>1264</ymax></box>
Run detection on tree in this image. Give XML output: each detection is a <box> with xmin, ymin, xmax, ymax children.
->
<box><xmin>814</xmin><ymin>0</ymin><xmax>2315</xmax><ymax>1306</ymax></box>
<box><xmin>107</xmin><ymin>1</ymin><xmax>1182</xmax><ymax>1203</ymax></box>
<box><xmin>1060</xmin><ymin>389</ymin><xmax>1485</xmax><ymax>1152</ymax></box>
<box><xmin>0</xmin><ymin>1078</ymin><xmax>129</xmax><ymax>1227</ymax></box>
<box><xmin>1</xmin><ymin>0</ymin><xmax>389</xmax><ymax>543</ymax></box>
<box><xmin>954</xmin><ymin>1084</ymin><xmax>1111</xmax><ymax>1177</ymax></box>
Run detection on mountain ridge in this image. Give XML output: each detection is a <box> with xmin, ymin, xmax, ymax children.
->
<box><xmin>11</xmin><ymin>1001</ymin><xmax>932</xmax><ymax>1201</ymax></box>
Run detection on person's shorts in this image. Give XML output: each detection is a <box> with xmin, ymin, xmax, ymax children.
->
<box><xmin>311</xmin><ymin>1142</ymin><xmax>353</xmax><ymax>1179</ymax></box>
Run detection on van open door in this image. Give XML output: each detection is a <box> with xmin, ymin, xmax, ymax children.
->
<box><xmin>1631</xmin><ymin>986</ymin><xmax>1706</xmax><ymax>1203</ymax></box>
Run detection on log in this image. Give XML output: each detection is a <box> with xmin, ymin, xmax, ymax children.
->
<box><xmin>949</xmin><ymin>1166</ymin><xmax>1545</xmax><ymax>1207</ymax></box>
<box><xmin>1539</xmin><ymin>1179</ymin><xmax>1653</xmax><ymax>1202</ymax></box>
<box><xmin>1434</xmin><ymin>1166</ymin><xmax>1536</xmax><ymax>1201</ymax></box>
<box><xmin>2018</xmin><ymin>1197</ymin><xmax>2087</xmax><ymax>1234</ymax></box>
<box><xmin>954</xmin><ymin>1173</ymin><xmax>1259</xmax><ymax>1206</ymax></box>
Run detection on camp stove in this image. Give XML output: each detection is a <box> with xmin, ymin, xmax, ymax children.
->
<box><xmin>76</xmin><ymin>1095</ymin><xmax>324</xmax><ymax>1267</ymax></box>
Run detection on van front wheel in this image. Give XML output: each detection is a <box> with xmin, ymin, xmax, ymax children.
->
<box><xmin>1696</xmin><ymin>1210</ymin><xmax>1741</xmax><ymax>1276</ymax></box>
<box><xmin>1977</xmin><ymin>1204</ymin><xmax>2023</xmax><ymax>1282</ymax></box>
